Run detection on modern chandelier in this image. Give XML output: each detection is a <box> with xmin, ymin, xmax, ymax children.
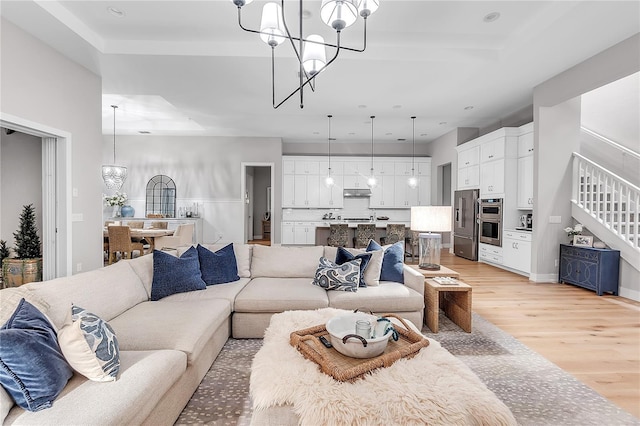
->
<box><xmin>408</xmin><ymin>116</ymin><xmax>418</xmax><ymax>189</ymax></box>
<box><xmin>102</xmin><ymin>105</ymin><xmax>127</xmax><ymax>190</ymax></box>
<box><xmin>230</xmin><ymin>0</ymin><xmax>380</xmax><ymax>109</ymax></box>
<box><xmin>366</xmin><ymin>115</ymin><xmax>377</xmax><ymax>189</ymax></box>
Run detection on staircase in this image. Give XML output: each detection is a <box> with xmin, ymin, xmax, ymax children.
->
<box><xmin>571</xmin><ymin>150</ymin><xmax>640</xmax><ymax>271</ymax></box>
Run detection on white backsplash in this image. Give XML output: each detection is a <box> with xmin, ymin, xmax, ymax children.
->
<box><xmin>281</xmin><ymin>198</ymin><xmax>411</xmax><ymax>222</ymax></box>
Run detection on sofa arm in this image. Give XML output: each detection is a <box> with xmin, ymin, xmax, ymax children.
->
<box><xmin>402</xmin><ymin>265</ymin><xmax>424</xmax><ymax>297</ymax></box>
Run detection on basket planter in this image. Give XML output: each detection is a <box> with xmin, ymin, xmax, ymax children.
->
<box><xmin>2</xmin><ymin>258</ymin><xmax>42</xmax><ymax>287</ymax></box>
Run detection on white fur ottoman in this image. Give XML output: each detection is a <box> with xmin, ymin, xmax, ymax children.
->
<box><xmin>250</xmin><ymin>308</ymin><xmax>516</xmax><ymax>426</ymax></box>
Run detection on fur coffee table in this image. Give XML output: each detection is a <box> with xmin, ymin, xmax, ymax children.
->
<box><xmin>250</xmin><ymin>308</ymin><xmax>516</xmax><ymax>425</ymax></box>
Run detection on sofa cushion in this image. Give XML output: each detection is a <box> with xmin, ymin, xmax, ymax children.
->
<box><xmin>0</xmin><ymin>299</ymin><xmax>73</xmax><ymax>412</ymax></box>
<box><xmin>325</xmin><ymin>246</ymin><xmax>384</xmax><ymax>287</ymax></box>
<box><xmin>335</xmin><ymin>247</ymin><xmax>371</xmax><ymax>287</ymax></box>
<box><xmin>107</xmin><ymin>299</ymin><xmax>231</xmax><ymax>365</ymax></box>
<box><xmin>3</xmin><ymin>350</ymin><xmax>186</xmax><ymax>425</ymax></box>
<box><xmin>367</xmin><ymin>240</ymin><xmax>405</xmax><ymax>283</ymax></box>
<box><xmin>327</xmin><ymin>282</ymin><xmax>424</xmax><ymax>312</ymax></box>
<box><xmin>151</xmin><ymin>246</ymin><xmax>206</xmax><ymax>301</ymax></box>
<box><xmin>160</xmin><ymin>277</ymin><xmax>251</xmax><ymax>311</ymax></box>
<box><xmin>23</xmin><ymin>260</ymin><xmax>148</xmax><ymax>329</ymax></box>
<box><xmin>312</xmin><ymin>257</ymin><xmax>361</xmax><ymax>292</ymax></box>
<box><xmin>57</xmin><ymin>305</ymin><xmax>120</xmax><ymax>382</ymax></box>
<box><xmin>234</xmin><ymin>277</ymin><xmax>329</xmax><ymax>312</ymax></box>
<box><xmin>197</xmin><ymin>243</ymin><xmax>240</xmax><ymax>285</ymax></box>
<box><xmin>126</xmin><ymin>253</ymin><xmax>155</xmax><ymax>298</ymax></box>
<box><xmin>179</xmin><ymin>243</ymin><xmax>253</xmax><ymax>278</ymax></box>
<box><xmin>0</xmin><ymin>286</ymin><xmax>50</xmax><ymax>328</ymax></box>
<box><xmin>251</xmin><ymin>245</ymin><xmax>324</xmax><ymax>278</ymax></box>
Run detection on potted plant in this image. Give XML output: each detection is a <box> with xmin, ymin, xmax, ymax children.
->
<box><xmin>0</xmin><ymin>240</ymin><xmax>10</xmax><ymax>289</ymax></box>
<box><xmin>1</xmin><ymin>204</ymin><xmax>43</xmax><ymax>287</ymax></box>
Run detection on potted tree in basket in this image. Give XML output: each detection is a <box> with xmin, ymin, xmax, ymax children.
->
<box><xmin>1</xmin><ymin>204</ymin><xmax>42</xmax><ymax>287</ymax></box>
<box><xmin>0</xmin><ymin>240</ymin><xmax>10</xmax><ymax>289</ymax></box>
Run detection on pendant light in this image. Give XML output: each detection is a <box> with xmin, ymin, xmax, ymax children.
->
<box><xmin>366</xmin><ymin>115</ymin><xmax>377</xmax><ymax>189</ymax></box>
<box><xmin>408</xmin><ymin>116</ymin><xmax>418</xmax><ymax>189</ymax></box>
<box><xmin>101</xmin><ymin>105</ymin><xmax>127</xmax><ymax>190</ymax></box>
<box><xmin>324</xmin><ymin>114</ymin><xmax>335</xmax><ymax>187</ymax></box>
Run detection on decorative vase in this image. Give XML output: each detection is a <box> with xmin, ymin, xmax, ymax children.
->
<box><xmin>112</xmin><ymin>206</ymin><xmax>121</xmax><ymax>218</ymax></box>
<box><xmin>121</xmin><ymin>205</ymin><xmax>135</xmax><ymax>218</ymax></box>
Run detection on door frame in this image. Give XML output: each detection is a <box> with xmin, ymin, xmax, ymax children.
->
<box><xmin>1</xmin><ymin>112</ymin><xmax>72</xmax><ymax>278</ymax></box>
<box><xmin>241</xmin><ymin>162</ymin><xmax>274</xmax><ymax>244</ymax></box>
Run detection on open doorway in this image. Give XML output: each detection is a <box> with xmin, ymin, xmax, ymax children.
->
<box><xmin>437</xmin><ymin>162</ymin><xmax>452</xmax><ymax>249</ymax></box>
<box><xmin>241</xmin><ymin>163</ymin><xmax>274</xmax><ymax>245</ymax></box>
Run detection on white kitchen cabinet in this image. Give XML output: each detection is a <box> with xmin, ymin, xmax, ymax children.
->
<box><xmin>282</xmin><ymin>159</ymin><xmax>296</xmax><ymax>174</ymax></box>
<box><xmin>517</xmin><ymin>155</ymin><xmax>534</xmax><ymax>208</ymax></box>
<box><xmin>457</xmin><ymin>165</ymin><xmax>480</xmax><ymax>190</ymax></box>
<box><xmin>480</xmin><ymin>159</ymin><xmax>504</xmax><ymax>196</ymax></box>
<box><xmin>369</xmin><ymin>175</ymin><xmax>395</xmax><ymax>208</ymax></box>
<box><xmin>517</xmin><ymin>130</ymin><xmax>534</xmax><ymax>157</ymax></box>
<box><xmin>394</xmin><ymin>161</ymin><xmax>413</xmax><ymax>176</ymax></box>
<box><xmin>318</xmin><ymin>159</ymin><xmax>344</xmax><ymax>178</ymax></box>
<box><xmin>292</xmin><ymin>159</ymin><xmax>320</xmax><ymax>175</ymax></box>
<box><xmin>417</xmin><ymin>175</ymin><xmax>431</xmax><ymax>205</ymax></box>
<box><xmin>294</xmin><ymin>222</ymin><xmax>317</xmax><ymax>245</ymax></box>
<box><xmin>480</xmin><ymin>137</ymin><xmax>505</xmax><ymax>162</ymax></box>
<box><xmin>394</xmin><ymin>177</ymin><xmax>419</xmax><ymax>207</ymax></box>
<box><xmin>342</xmin><ymin>160</ymin><xmax>371</xmax><ymax>176</ymax></box>
<box><xmin>503</xmin><ymin>230</ymin><xmax>532</xmax><ymax>274</ymax></box>
<box><xmin>283</xmin><ymin>174</ymin><xmax>320</xmax><ymax>207</ymax></box>
<box><xmin>375</xmin><ymin>160</ymin><xmax>396</xmax><ymax>175</ymax></box>
<box><xmin>281</xmin><ymin>222</ymin><xmax>295</xmax><ymax>244</ymax></box>
<box><xmin>282</xmin><ymin>174</ymin><xmax>296</xmax><ymax>207</ymax></box>
<box><xmin>458</xmin><ymin>145</ymin><xmax>480</xmax><ymax>168</ymax></box>
<box><xmin>318</xmin><ymin>175</ymin><xmax>344</xmax><ymax>208</ymax></box>
<box><xmin>479</xmin><ymin>243</ymin><xmax>503</xmax><ymax>265</ymax></box>
<box><xmin>343</xmin><ymin>173</ymin><xmax>368</xmax><ymax>189</ymax></box>
<box><xmin>416</xmin><ymin>160</ymin><xmax>431</xmax><ymax>176</ymax></box>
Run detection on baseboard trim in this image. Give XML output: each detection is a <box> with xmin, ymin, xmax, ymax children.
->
<box><xmin>530</xmin><ymin>273</ymin><xmax>558</xmax><ymax>283</ymax></box>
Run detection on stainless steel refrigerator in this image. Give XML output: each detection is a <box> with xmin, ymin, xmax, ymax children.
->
<box><xmin>453</xmin><ymin>189</ymin><xmax>479</xmax><ymax>261</ymax></box>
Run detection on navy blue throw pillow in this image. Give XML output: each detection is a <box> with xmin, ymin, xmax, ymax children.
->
<box><xmin>197</xmin><ymin>244</ymin><xmax>240</xmax><ymax>285</ymax></box>
<box><xmin>335</xmin><ymin>247</ymin><xmax>372</xmax><ymax>287</ymax></box>
<box><xmin>151</xmin><ymin>246</ymin><xmax>206</xmax><ymax>301</ymax></box>
<box><xmin>367</xmin><ymin>240</ymin><xmax>405</xmax><ymax>283</ymax></box>
<box><xmin>0</xmin><ymin>299</ymin><xmax>73</xmax><ymax>412</ymax></box>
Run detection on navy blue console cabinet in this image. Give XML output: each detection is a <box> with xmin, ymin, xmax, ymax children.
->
<box><xmin>558</xmin><ymin>244</ymin><xmax>619</xmax><ymax>296</ymax></box>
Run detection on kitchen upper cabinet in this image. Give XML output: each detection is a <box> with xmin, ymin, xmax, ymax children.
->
<box><xmin>480</xmin><ymin>160</ymin><xmax>504</xmax><ymax>196</ymax></box>
<box><xmin>318</xmin><ymin>160</ymin><xmax>344</xmax><ymax>178</ymax></box>
<box><xmin>369</xmin><ymin>175</ymin><xmax>395</xmax><ymax>208</ymax></box>
<box><xmin>517</xmin><ymin>155</ymin><xmax>534</xmax><ymax>209</ymax></box>
<box><xmin>375</xmin><ymin>160</ymin><xmax>395</xmax><ymax>175</ymax></box>
<box><xmin>480</xmin><ymin>137</ymin><xmax>505</xmax><ymax>162</ymax></box>
<box><xmin>282</xmin><ymin>159</ymin><xmax>296</xmax><ymax>174</ymax></box>
<box><xmin>291</xmin><ymin>159</ymin><xmax>320</xmax><ymax>175</ymax></box>
<box><xmin>343</xmin><ymin>160</ymin><xmax>371</xmax><ymax>176</ymax></box>
<box><xmin>343</xmin><ymin>173</ymin><xmax>368</xmax><ymax>189</ymax></box>
<box><xmin>282</xmin><ymin>174</ymin><xmax>296</xmax><ymax>207</ymax></box>
<box><xmin>318</xmin><ymin>175</ymin><xmax>344</xmax><ymax>208</ymax></box>
<box><xmin>417</xmin><ymin>176</ymin><xmax>431</xmax><ymax>205</ymax></box>
<box><xmin>457</xmin><ymin>165</ymin><xmax>480</xmax><ymax>190</ymax></box>
<box><xmin>394</xmin><ymin>161</ymin><xmax>413</xmax><ymax>176</ymax></box>
<box><xmin>394</xmin><ymin>177</ymin><xmax>419</xmax><ymax>207</ymax></box>
<box><xmin>282</xmin><ymin>174</ymin><xmax>320</xmax><ymax>207</ymax></box>
<box><xmin>518</xmin><ymin>131</ymin><xmax>534</xmax><ymax>157</ymax></box>
<box><xmin>458</xmin><ymin>145</ymin><xmax>480</xmax><ymax>168</ymax></box>
<box><xmin>416</xmin><ymin>160</ymin><xmax>431</xmax><ymax>176</ymax></box>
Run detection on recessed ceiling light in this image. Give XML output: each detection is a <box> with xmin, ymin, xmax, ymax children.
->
<box><xmin>464</xmin><ymin>106</ymin><xmax>474</xmax><ymax>110</ymax></box>
<box><xmin>107</xmin><ymin>6</ymin><xmax>125</xmax><ymax>18</ymax></box>
<box><xmin>392</xmin><ymin>105</ymin><xmax>402</xmax><ymax>109</ymax></box>
<box><xmin>312</xmin><ymin>131</ymin><xmax>319</xmax><ymax>135</ymax></box>
<box><xmin>358</xmin><ymin>105</ymin><xmax>367</xmax><ymax>109</ymax></box>
<box><xmin>397</xmin><ymin>138</ymin><xmax>406</xmax><ymax>142</ymax></box>
<box><xmin>385</xmin><ymin>132</ymin><xmax>392</xmax><ymax>136</ymax></box>
<box><xmin>348</xmin><ymin>132</ymin><xmax>356</xmax><ymax>135</ymax></box>
<box><xmin>420</xmin><ymin>133</ymin><xmax>428</xmax><ymax>137</ymax></box>
<box><xmin>138</xmin><ymin>131</ymin><xmax>151</xmax><ymax>134</ymax></box>
<box><xmin>483</xmin><ymin>12</ymin><xmax>500</xmax><ymax>23</ymax></box>
<box><xmin>439</xmin><ymin>122</ymin><xmax>447</xmax><ymax>125</ymax></box>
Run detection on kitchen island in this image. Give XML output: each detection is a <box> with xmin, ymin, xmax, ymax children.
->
<box><xmin>282</xmin><ymin>220</ymin><xmax>410</xmax><ymax>246</ymax></box>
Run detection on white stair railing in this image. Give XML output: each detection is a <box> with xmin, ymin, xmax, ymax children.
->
<box><xmin>572</xmin><ymin>152</ymin><xmax>639</xmax><ymax>249</ymax></box>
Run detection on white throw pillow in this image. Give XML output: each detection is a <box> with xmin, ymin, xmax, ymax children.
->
<box><xmin>58</xmin><ymin>305</ymin><xmax>120</xmax><ymax>382</ymax></box>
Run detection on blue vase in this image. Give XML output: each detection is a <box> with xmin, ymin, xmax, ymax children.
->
<box><xmin>121</xmin><ymin>205</ymin><xmax>135</xmax><ymax>218</ymax></box>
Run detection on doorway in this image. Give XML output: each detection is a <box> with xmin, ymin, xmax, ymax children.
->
<box><xmin>241</xmin><ymin>163</ymin><xmax>274</xmax><ymax>245</ymax></box>
<box><xmin>0</xmin><ymin>114</ymin><xmax>71</xmax><ymax>279</ymax></box>
<box><xmin>438</xmin><ymin>162</ymin><xmax>452</xmax><ymax>248</ymax></box>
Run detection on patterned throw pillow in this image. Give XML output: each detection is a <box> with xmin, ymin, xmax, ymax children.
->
<box><xmin>58</xmin><ymin>305</ymin><xmax>120</xmax><ymax>382</ymax></box>
<box><xmin>335</xmin><ymin>247</ymin><xmax>372</xmax><ymax>287</ymax></box>
<box><xmin>312</xmin><ymin>257</ymin><xmax>361</xmax><ymax>292</ymax></box>
<box><xmin>0</xmin><ymin>299</ymin><xmax>73</xmax><ymax>412</ymax></box>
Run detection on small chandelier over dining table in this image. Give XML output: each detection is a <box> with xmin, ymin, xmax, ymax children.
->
<box><xmin>230</xmin><ymin>0</ymin><xmax>380</xmax><ymax>109</ymax></box>
<box><xmin>102</xmin><ymin>105</ymin><xmax>127</xmax><ymax>190</ymax></box>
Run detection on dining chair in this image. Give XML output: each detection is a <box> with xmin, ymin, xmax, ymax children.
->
<box><xmin>354</xmin><ymin>224</ymin><xmax>377</xmax><ymax>248</ymax></box>
<box><xmin>154</xmin><ymin>223</ymin><xmax>195</xmax><ymax>250</ymax></box>
<box><xmin>327</xmin><ymin>224</ymin><xmax>349</xmax><ymax>247</ymax></box>
<box><xmin>127</xmin><ymin>221</ymin><xmax>144</xmax><ymax>229</ymax></box>
<box><xmin>150</xmin><ymin>221</ymin><xmax>168</xmax><ymax>229</ymax></box>
<box><xmin>380</xmin><ymin>224</ymin><xmax>406</xmax><ymax>245</ymax></box>
<box><xmin>107</xmin><ymin>226</ymin><xmax>145</xmax><ymax>264</ymax></box>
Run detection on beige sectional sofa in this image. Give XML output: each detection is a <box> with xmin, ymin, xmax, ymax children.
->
<box><xmin>0</xmin><ymin>243</ymin><xmax>424</xmax><ymax>425</ymax></box>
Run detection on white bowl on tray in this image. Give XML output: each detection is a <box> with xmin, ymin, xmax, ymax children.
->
<box><xmin>325</xmin><ymin>312</ymin><xmax>394</xmax><ymax>359</ymax></box>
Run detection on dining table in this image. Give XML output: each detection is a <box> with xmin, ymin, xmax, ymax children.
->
<box><xmin>104</xmin><ymin>227</ymin><xmax>174</xmax><ymax>252</ymax></box>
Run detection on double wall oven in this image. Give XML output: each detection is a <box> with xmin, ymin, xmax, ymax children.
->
<box><xmin>478</xmin><ymin>198</ymin><xmax>503</xmax><ymax>247</ymax></box>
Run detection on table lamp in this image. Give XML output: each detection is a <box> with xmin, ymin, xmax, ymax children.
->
<box><xmin>410</xmin><ymin>206</ymin><xmax>452</xmax><ymax>270</ymax></box>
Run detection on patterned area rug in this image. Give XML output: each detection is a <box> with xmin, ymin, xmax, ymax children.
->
<box><xmin>175</xmin><ymin>312</ymin><xmax>639</xmax><ymax>426</ymax></box>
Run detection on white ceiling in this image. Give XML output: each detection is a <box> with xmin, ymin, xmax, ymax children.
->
<box><xmin>1</xmin><ymin>1</ymin><xmax>639</xmax><ymax>144</ymax></box>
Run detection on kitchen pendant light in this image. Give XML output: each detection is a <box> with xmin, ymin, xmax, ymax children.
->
<box><xmin>366</xmin><ymin>115</ymin><xmax>377</xmax><ymax>189</ymax></box>
<box><xmin>102</xmin><ymin>105</ymin><xmax>127</xmax><ymax>190</ymax></box>
<box><xmin>408</xmin><ymin>116</ymin><xmax>418</xmax><ymax>189</ymax></box>
<box><xmin>324</xmin><ymin>114</ymin><xmax>335</xmax><ymax>187</ymax></box>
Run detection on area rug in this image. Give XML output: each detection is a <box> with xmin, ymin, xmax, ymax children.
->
<box><xmin>175</xmin><ymin>311</ymin><xmax>639</xmax><ymax>426</ymax></box>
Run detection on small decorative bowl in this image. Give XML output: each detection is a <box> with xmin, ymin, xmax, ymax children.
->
<box><xmin>325</xmin><ymin>313</ymin><xmax>394</xmax><ymax>359</ymax></box>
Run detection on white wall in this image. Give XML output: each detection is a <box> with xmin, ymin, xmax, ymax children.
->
<box><xmin>1</xmin><ymin>19</ymin><xmax>103</xmax><ymax>273</ymax></box>
<box><xmin>533</xmin><ymin>34</ymin><xmax>640</xmax><ymax>299</ymax></box>
<box><xmin>0</xmin><ymin>130</ymin><xmax>42</xmax><ymax>247</ymax></box>
<box><xmin>102</xmin><ymin>135</ymin><xmax>282</xmax><ymax>244</ymax></box>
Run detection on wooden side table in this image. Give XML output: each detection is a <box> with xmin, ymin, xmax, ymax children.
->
<box><xmin>425</xmin><ymin>279</ymin><xmax>472</xmax><ymax>333</ymax></box>
<box><xmin>409</xmin><ymin>264</ymin><xmax>460</xmax><ymax>279</ymax></box>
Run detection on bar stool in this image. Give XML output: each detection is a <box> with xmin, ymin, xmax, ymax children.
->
<box><xmin>327</xmin><ymin>224</ymin><xmax>349</xmax><ymax>247</ymax></box>
<box><xmin>354</xmin><ymin>224</ymin><xmax>377</xmax><ymax>248</ymax></box>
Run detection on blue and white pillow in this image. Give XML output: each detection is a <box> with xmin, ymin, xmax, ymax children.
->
<box><xmin>335</xmin><ymin>247</ymin><xmax>372</xmax><ymax>287</ymax></box>
<box><xmin>58</xmin><ymin>305</ymin><xmax>120</xmax><ymax>382</ymax></box>
<box><xmin>312</xmin><ymin>257</ymin><xmax>361</xmax><ymax>292</ymax></box>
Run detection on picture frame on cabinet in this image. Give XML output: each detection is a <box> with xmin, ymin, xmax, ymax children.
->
<box><xmin>573</xmin><ymin>235</ymin><xmax>593</xmax><ymax>247</ymax></box>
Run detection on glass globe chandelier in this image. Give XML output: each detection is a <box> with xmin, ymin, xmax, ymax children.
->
<box><xmin>102</xmin><ymin>105</ymin><xmax>127</xmax><ymax>190</ymax></box>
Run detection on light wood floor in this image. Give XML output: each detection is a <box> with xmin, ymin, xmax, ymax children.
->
<box><xmin>434</xmin><ymin>250</ymin><xmax>640</xmax><ymax>417</ymax></box>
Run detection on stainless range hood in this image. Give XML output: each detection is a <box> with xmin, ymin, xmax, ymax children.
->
<box><xmin>343</xmin><ymin>188</ymin><xmax>372</xmax><ymax>198</ymax></box>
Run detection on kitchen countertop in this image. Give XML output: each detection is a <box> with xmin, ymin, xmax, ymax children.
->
<box><xmin>283</xmin><ymin>220</ymin><xmax>410</xmax><ymax>228</ymax></box>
